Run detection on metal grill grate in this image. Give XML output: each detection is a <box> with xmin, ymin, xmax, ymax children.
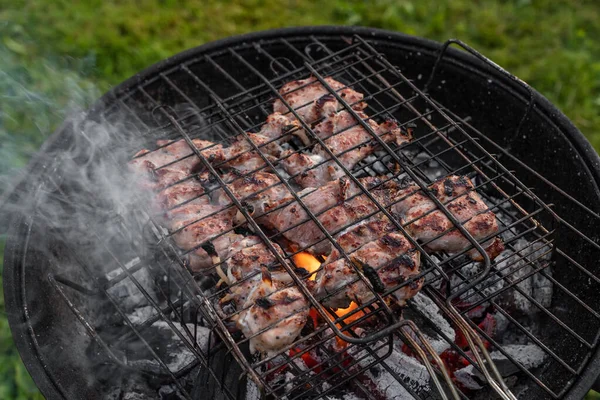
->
<box><xmin>46</xmin><ymin>34</ymin><xmax>600</xmax><ymax>400</ymax></box>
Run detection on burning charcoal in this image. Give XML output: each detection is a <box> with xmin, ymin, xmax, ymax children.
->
<box><xmin>405</xmin><ymin>293</ymin><xmax>455</xmax><ymax>354</ymax></box>
<box><xmin>495</xmin><ymin>240</ymin><xmax>552</xmax><ymax>315</ymax></box>
<box><xmin>450</xmin><ymin>261</ymin><xmax>503</xmax><ymax>320</ymax></box>
<box><xmin>106</xmin><ymin>260</ymin><xmax>158</xmax><ymax>311</ymax></box>
<box><xmin>245</xmin><ymin>379</ymin><xmax>260</xmax><ymax>400</ymax></box>
<box><xmin>126</xmin><ymin>321</ymin><xmax>211</xmax><ymax>375</ymax></box>
<box><xmin>456</xmin><ymin>344</ymin><xmax>547</xmax><ymax>385</ymax></box>
<box><xmin>128</xmin><ymin>305</ymin><xmax>157</xmax><ymax>325</ymax></box>
<box><xmin>158</xmin><ymin>384</ymin><xmax>181</xmax><ymax>399</ymax></box>
<box><xmin>490</xmin><ymin>344</ymin><xmax>547</xmax><ymax>371</ymax></box>
<box><xmin>408</xmin><ymin>151</ymin><xmax>445</xmax><ymax>181</ymax></box>
<box><xmin>106</xmin><ymin>379</ymin><xmax>161</xmax><ymax>400</ymax></box>
<box><xmin>361</xmin><ymin>347</ymin><xmax>430</xmax><ymax>399</ymax></box>
<box><xmin>454</xmin><ymin>364</ymin><xmax>484</xmax><ymax>391</ymax></box>
<box><xmin>532</xmin><ymin>267</ymin><xmax>553</xmax><ymax>309</ymax></box>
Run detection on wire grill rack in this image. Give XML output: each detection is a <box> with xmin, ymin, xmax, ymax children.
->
<box><xmin>44</xmin><ymin>34</ymin><xmax>600</xmax><ymax>400</ymax></box>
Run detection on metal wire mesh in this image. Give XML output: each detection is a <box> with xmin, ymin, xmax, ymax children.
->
<box><xmin>45</xmin><ymin>33</ymin><xmax>600</xmax><ymax>400</ymax></box>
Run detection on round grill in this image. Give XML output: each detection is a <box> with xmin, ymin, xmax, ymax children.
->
<box><xmin>4</xmin><ymin>26</ymin><xmax>600</xmax><ymax>400</ymax></box>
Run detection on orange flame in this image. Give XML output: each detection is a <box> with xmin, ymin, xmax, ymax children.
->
<box><xmin>291</xmin><ymin>252</ymin><xmax>364</xmax><ymax>348</ymax></box>
<box><xmin>331</xmin><ymin>302</ymin><xmax>365</xmax><ymax>348</ymax></box>
<box><xmin>292</xmin><ymin>252</ymin><xmax>321</xmax><ymax>281</ymax></box>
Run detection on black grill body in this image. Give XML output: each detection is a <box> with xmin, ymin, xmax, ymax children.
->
<box><xmin>4</xmin><ymin>26</ymin><xmax>600</xmax><ymax>400</ymax></box>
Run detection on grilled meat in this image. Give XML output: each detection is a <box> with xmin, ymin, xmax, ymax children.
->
<box><xmin>276</xmin><ymin>177</ymin><xmax>404</xmax><ymax>255</ymax></box>
<box><xmin>258</xmin><ymin>112</ymin><xmax>309</xmax><ymax>146</ymax></box>
<box><xmin>129</xmin><ymin>139</ymin><xmax>224</xmax><ymax>189</ymax></box>
<box><xmin>273</xmin><ymin>77</ymin><xmax>366</xmax><ymax>126</ymax></box>
<box><xmin>215</xmin><ymin>171</ymin><xmax>294</xmax><ymax>226</ymax></box>
<box><xmin>186</xmin><ymin>232</ymin><xmax>261</xmax><ymax>272</ymax></box>
<box><xmin>397</xmin><ymin>175</ymin><xmax>503</xmax><ymax>260</ymax></box>
<box><xmin>225</xmin><ymin>241</ymin><xmax>294</xmax><ymax>288</ymax></box>
<box><xmin>313</xmin><ymin>232</ymin><xmax>422</xmax><ymax>308</ymax></box>
<box><xmin>167</xmin><ymin>204</ymin><xmax>236</xmax><ymax>249</ymax></box>
<box><xmin>164</xmin><ymin>203</ymin><xmax>241</xmax><ymax>272</ymax></box>
<box><xmin>129</xmin><ymin>130</ymin><xmax>285</xmax><ymax>181</ymax></box>
<box><xmin>234</xmin><ymin>269</ymin><xmax>309</xmax><ymax>355</ymax></box>
<box><xmin>156</xmin><ymin>173</ymin><xmax>214</xmax><ymax>209</ymax></box>
<box><xmin>327</xmin><ymin>216</ymin><xmax>397</xmax><ymax>264</ymax></box>
<box><xmin>281</xmin><ymin>111</ymin><xmax>412</xmax><ymax>188</ymax></box>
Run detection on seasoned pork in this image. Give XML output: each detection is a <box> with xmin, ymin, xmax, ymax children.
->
<box><xmin>273</xmin><ymin>77</ymin><xmax>366</xmax><ymax>126</ymax></box>
<box><xmin>215</xmin><ymin>171</ymin><xmax>294</xmax><ymax>225</ymax></box>
<box><xmin>275</xmin><ymin>177</ymin><xmax>403</xmax><ymax>254</ymax></box>
<box><xmin>313</xmin><ymin>232</ymin><xmax>422</xmax><ymax>308</ymax></box>
<box><xmin>234</xmin><ymin>269</ymin><xmax>309</xmax><ymax>355</ymax></box>
<box><xmin>281</xmin><ymin>111</ymin><xmax>412</xmax><ymax>188</ymax></box>
<box><xmin>129</xmin><ymin>139</ymin><xmax>224</xmax><ymax>189</ymax></box>
<box><xmin>186</xmin><ymin>232</ymin><xmax>261</xmax><ymax>272</ymax></box>
<box><xmin>326</xmin><ymin>216</ymin><xmax>397</xmax><ymax>264</ymax></box>
<box><xmin>397</xmin><ymin>176</ymin><xmax>503</xmax><ymax>260</ymax></box>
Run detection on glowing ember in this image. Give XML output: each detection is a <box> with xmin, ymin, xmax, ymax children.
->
<box><xmin>291</xmin><ymin>252</ymin><xmax>365</xmax><ymax>347</ymax></box>
<box><xmin>331</xmin><ymin>302</ymin><xmax>365</xmax><ymax>348</ymax></box>
<box><xmin>292</xmin><ymin>252</ymin><xmax>321</xmax><ymax>280</ymax></box>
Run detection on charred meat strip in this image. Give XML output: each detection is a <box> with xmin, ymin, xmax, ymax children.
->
<box><xmin>313</xmin><ymin>232</ymin><xmax>422</xmax><ymax>309</ymax></box>
<box><xmin>273</xmin><ymin>77</ymin><xmax>366</xmax><ymax>126</ymax></box>
<box><xmin>281</xmin><ymin>111</ymin><xmax>412</xmax><ymax>188</ymax></box>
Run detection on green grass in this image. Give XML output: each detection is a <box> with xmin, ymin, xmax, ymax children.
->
<box><xmin>1</xmin><ymin>0</ymin><xmax>599</xmax><ymax>398</ymax></box>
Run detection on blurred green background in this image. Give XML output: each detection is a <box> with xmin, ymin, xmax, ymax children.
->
<box><xmin>1</xmin><ymin>0</ymin><xmax>599</xmax><ymax>399</ymax></box>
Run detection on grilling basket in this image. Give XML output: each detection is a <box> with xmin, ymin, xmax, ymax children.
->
<box><xmin>4</xmin><ymin>26</ymin><xmax>600</xmax><ymax>400</ymax></box>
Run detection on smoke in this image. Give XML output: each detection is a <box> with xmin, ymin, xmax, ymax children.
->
<box><xmin>0</xmin><ymin>41</ymin><xmax>216</xmax><ymax>399</ymax></box>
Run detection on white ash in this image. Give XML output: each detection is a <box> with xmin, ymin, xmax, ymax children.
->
<box><xmin>365</xmin><ymin>348</ymin><xmax>428</xmax><ymax>399</ymax></box>
<box><xmin>408</xmin><ymin>152</ymin><xmax>446</xmax><ymax>181</ymax></box>
<box><xmin>454</xmin><ymin>343</ymin><xmax>547</xmax><ymax>389</ymax></box>
<box><xmin>283</xmin><ymin>371</ymin><xmax>297</xmax><ymax>396</ymax></box>
<box><xmin>354</xmin><ymin>341</ymin><xmax>430</xmax><ymax>399</ymax></box>
<box><xmin>362</xmin><ymin>153</ymin><xmax>392</xmax><ymax>176</ymax></box>
<box><xmin>129</xmin><ymin>320</ymin><xmax>211</xmax><ymax>374</ymax></box>
<box><xmin>106</xmin><ymin>263</ymin><xmax>158</xmax><ymax>311</ymax></box>
<box><xmin>245</xmin><ymin>379</ymin><xmax>260</xmax><ymax>400</ymax></box>
<box><xmin>491</xmin><ymin>344</ymin><xmax>547</xmax><ymax>370</ymax></box>
<box><xmin>408</xmin><ymin>293</ymin><xmax>455</xmax><ymax>354</ymax></box>
<box><xmin>495</xmin><ymin>240</ymin><xmax>553</xmax><ymax>314</ymax></box>
<box><xmin>449</xmin><ymin>260</ymin><xmax>504</xmax><ymax>319</ymax></box>
<box><xmin>454</xmin><ymin>364</ymin><xmax>483</xmax><ymax>391</ymax></box>
<box><xmin>127</xmin><ymin>305</ymin><xmax>157</xmax><ymax>325</ymax></box>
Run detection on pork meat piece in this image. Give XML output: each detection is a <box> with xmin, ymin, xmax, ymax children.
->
<box><xmin>326</xmin><ymin>216</ymin><xmax>398</xmax><ymax>264</ymax></box>
<box><xmin>273</xmin><ymin>77</ymin><xmax>367</xmax><ymax>126</ymax></box>
<box><xmin>234</xmin><ymin>269</ymin><xmax>309</xmax><ymax>355</ymax></box>
<box><xmin>129</xmin><ymin>139</ymin><xmax>225</xmax><ymax>189</ymax></box>
<box><xmin>258</xmin><ymin>112</ymin><xmax>309</xmax><ymax>146</ymax></box>
<box><xmin>215</xmin><ymin>172</ymin><xmax>294</xmax><ymax>225</ymax></box>
<box><xmin>281</xmin><ymin>111</ymin><xmax>412</xmax><ymax>188</ymax></box>
<box><xmin>276</xmin><ymin>177</ymin><xmax>405</xmax><ymax>254</ymax></box>
<box><xmin>313</xmin><ymin>232</ymin><xmax>422</xmax><ymax>309</ymax></box>
<box><xmin>156</xmin><ymin>173</ymin><xmax>214</xmax><ymax>210</ymax></box>
<box><xmin>186</xmin><ymin>232</ymin><xmax>262</xmax><ymax>272</ymax></box>
<box><xmin>396</xmin><ymin>176</ymin><xmax>503</xmax><ymax>260</ymax></box>
<box><xmin>224</xmin><ymin>241</ymin><xmax>297</xmax><ymax>307</ymax></box>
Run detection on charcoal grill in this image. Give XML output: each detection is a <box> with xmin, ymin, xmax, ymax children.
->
<box><xmin>4</xmin><ymin>26</ymin><xmax>600</xmax><ymax>400</ymax></box>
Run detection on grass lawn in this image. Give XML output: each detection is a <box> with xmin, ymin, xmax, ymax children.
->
<box><xmin>1</xmin><ymin>0</ymin><xmax>599</xmax><ymax>398</ymax></box>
